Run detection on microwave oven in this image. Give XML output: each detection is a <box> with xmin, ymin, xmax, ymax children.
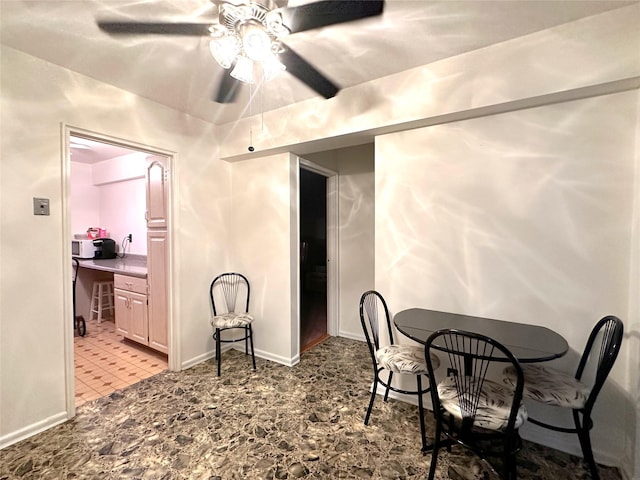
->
<box><xmin>72</xmin><ymin>239</ymin><xmax>98</xmax><ymax>259</ymax></box>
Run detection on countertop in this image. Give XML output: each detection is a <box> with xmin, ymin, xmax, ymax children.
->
<box><xmin>76</xmin><ymin>254</ymin><xmax>147</xmax><ymax>278</ymax></box>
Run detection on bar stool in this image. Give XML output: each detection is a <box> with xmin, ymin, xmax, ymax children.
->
<box><xmin>90</xmin><ymin>280</ymin><xmax>114</xmax><ymax>323</ymax></box>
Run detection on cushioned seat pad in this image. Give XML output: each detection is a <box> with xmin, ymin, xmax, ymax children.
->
<box><xmin>211</xmin><ymin>312</ymin><xmax>254</xmax><ymax>329</ymax></box>
<box><xmin>438</xmin><ymin>376</ymin><xmax>528</xmax><ymax>431</ymax></box>
<box><xmin>503</xmin><ymin>364</ymin><xmax>589</xmax><ymax>409</ymax></box>
<box><xmin>375</xmin><ymin>345</ymin><xmax>439</xmax><ymax>375</ymax></box>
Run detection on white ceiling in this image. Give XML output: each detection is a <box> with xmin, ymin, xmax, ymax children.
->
<box><xmin>70</xmin><ymin>136</ymin><xmax>142</xmax><ymax>164</ymax></box>
<box><xmin>1</xmin><ymin>0</ymin><xmax>636</xmax><ymax>127</ymax></box>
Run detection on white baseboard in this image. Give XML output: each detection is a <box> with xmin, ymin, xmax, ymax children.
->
<box><xmin>339</xmin><ymin>330</ymin><xmax>365</xmax><ymax>342</ymax></box>
<box><xmin>230</xmin><ymin>344</ymin><xmax>299</xmax><ymax>367</ymax></box>
<box><xmin>180</xmin><ymin>350</ymin><xmax>217</xmax><ymax>370</ymax></box>
<box><xmin>0</xmin><ymin>411</ymin><xmax>68</xmax><ymax>450</ymax></box>
<box><xmin>368</xmin><ymin>380</ymin><xmax>435</xmax><ymax>411</ymax></box>
<box><xmin>519</xmin><ymin>425</ymin><xmax>622</xmax><ymax>471</ymax></box>
<box><xmin>182</xmin><ymin>343</ymin><xmax>299</xmax><ymax>371</ymax></box>
<box><xmin>619</xmin><ymin>452</ymin><xmax>639</xmax><ymax>480</ymax></box>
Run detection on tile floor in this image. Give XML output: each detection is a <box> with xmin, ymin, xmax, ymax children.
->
<box><xmin>74</xmin><ymin>318</ymin><xmax>167</xmax><ymax>407</ymax></box>
<box><xmin>1</xmin><ymin>336</ymin><xmax>622</xmax><ymax>480</ymax></box>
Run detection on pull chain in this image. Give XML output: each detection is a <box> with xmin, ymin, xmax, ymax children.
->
<box><xmin>248</xmin><ymin>81</ymin><xmax>254</xmax><ymax>152</ymax></box>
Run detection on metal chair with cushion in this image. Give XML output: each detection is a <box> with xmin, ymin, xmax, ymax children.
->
<box><xmin>359</xmin><ymin>290</ymin><xmax>439</xmax><ymax>452</ymax></box>
<box><xmin>209</xmin><ymin>272</ymin><xmax>256</xmax><ymax>376</ymax></box>
<box><xmin>503</xmin><ymin>315</ymin><xmax>624</xmax><ymax>480</ymax></box>
<box><xmin>425</xmin><ymin>329</ymin><xmax>527</xmax><ymax>480</ymax></box>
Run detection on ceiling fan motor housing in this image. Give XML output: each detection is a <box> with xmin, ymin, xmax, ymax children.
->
<box><xmin>218</xmin><ymin>0</ymin><xmax>289</xmax><ymax>37</ymax></box>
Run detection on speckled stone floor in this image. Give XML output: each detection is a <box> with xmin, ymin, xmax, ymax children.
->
<box><xmin>0</xmin><ymin>337</ymin><xmax>622</xmax><ymax>480</ymax></box>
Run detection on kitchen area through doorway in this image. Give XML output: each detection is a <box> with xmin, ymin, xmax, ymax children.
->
<box><xmin>70</xmin><ymin>135</ymin><xmax>169</xmax><ymax>407</ymax></box>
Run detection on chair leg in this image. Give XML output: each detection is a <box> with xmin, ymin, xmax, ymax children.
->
<box><xmin>215</xmin><ymin>328</ymin><xmax>221</xmax><ymax>376</ymax></box>
<box><xmin>384</xmin><ymin>371</ymin><xmax>393</xmax><ymax>402</ymax></box>
<box><xmin>427</xmin><ymin>416</ymin><xmax>442</xmax><ymax>480</ymax></box>
<box><xmin>248</xmin><ymin>325</ymin><xmax>256</xmax><ymax>370</ymax></box>
<box><xmin>417</xmin><ymin>376</ymin><xmax>427</xmax><ymax>453</ymax></box>
<box><xmin>503</xmin><ymin>435</ymin><xmax>517</xmax><ymax>480</ymax></box>
<box><xmin>574</xmin><ymin>410</ymin><xmax>599</xmax><ymax>480</ymax></box>
<box><xmin>364</xmin><ymin>373</ymin><xmax>379</xmax><ymax>426</ymax></box>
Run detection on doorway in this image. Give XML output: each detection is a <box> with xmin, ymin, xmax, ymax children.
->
<box><xmin>299</xmin><ymin>168</ymin><xmax>329</xmax><ymax>352</ymax></box>
<box><xmin>64</xmin><ymin>127</ymin><xmax>173</xmax><ymax>413</ymax></box>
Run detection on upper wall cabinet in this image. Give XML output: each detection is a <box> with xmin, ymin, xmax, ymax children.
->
<box><xmin>146</xmin><ymin>156</ymin><xmax>168</xmax><ymax>229</ymax></box>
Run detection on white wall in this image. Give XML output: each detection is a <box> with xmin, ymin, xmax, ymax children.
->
<box><xmin>0</xmin><ymin>45</ymin><xmax>228</xmax><ymax>447</ymax></box>
<box><xmin>71</xmin><ymin>157</ymin><xmax>147</xmax><ymax>255</ymax></box>
<box><xmin>70</xmin><ymin>162</ymin><xmax>99</xmax><ymax>235</ymax></box>
<box><xmin>334</xmin><ymin>145</ymin><xmax>375</xmax><ymax>340</ymax></box>
<box><xmin>376</xmin><ymin>90</ymin><xmax>638</xmax><ymax>469</ymax></box>
<box><xmin>230</xmin><ymin>153</ymin><xmax>296</xmax><ymax>365</ymax></box>
<box><xmin>98</xmin><ymin>177</ymin><xmax>147</xmax><ymax>255</ymax></box>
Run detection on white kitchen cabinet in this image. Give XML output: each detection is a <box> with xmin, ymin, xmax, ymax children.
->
<box><xmin>114</xmin><ymin>274</ymin><xmax>150</xmax><ymax>348</ymax></box>
<box><xmin>145</xmin><ymin>156</ymin><xmax>168</xmax><ymax>229</ymax></box>
<box><xmin>147</xmin><ymin>230</ymin><xmax>168</xmax><ymax>353</ymax></box>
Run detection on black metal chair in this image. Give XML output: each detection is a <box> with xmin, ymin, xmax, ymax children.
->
<box><xmin>359</xmin><ymin>290</ymin><xmax>439</xmax><ymax>452</ymax></box>
<box><xmin>72</xmin><ymin>258</ymin><xmax>86</xmax><ymax>337</ymax></box>
<box><xmin>425</xmin><ymin>329</ymin><xmax>527</xmax><ymax>480</ymax></box>
<box><xmin>209</xmin><ymin>272</ymin><xmax>256</xmax><ymax>376</ymax></box>
<box><xmin>503</xmin><ymin>315</ymin><xmax>624</xmax><ymax>480</ymax></box>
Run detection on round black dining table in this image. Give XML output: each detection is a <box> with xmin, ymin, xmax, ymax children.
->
<box><xmin>394</xmin><ymin>308</ymin><xmax>569</xmax><ymax>363</ymax></box>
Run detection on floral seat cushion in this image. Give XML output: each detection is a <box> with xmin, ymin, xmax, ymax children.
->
<box><xmin>375</xmin><ymin>344</ymin><xmax>439</xmax><ymax>375</ymax></box>
<box><xmin>211</xmin><ymin>312</ymin><xmax>254</xmax><ymax>329</ymax></box>
<box><xmin>437</xmin><ymin>376</ymin><xmax>528</xmax><ymax>431</ymax></box>
<box><xmin>503</xmin><ymin>364</ymin><xmax>589</xmax><ymax>409</ymax></box>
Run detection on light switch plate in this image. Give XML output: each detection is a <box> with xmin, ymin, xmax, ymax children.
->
<box><xmin>33</xmin><ymin>197</ymin><xmax>50</xmax><ymax>216</ymax></box>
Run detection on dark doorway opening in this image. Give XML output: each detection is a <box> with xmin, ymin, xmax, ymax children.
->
<box><xmin>300</xmin><ymin>168</ymin><xmax>329</xmax><ymax>352</ymax></box>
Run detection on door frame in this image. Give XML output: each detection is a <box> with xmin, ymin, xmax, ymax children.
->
<box><xmin>61</xmin><ymin>124</ymin><xmax>177</xmax><ymax>417</ymax></box>
<box><xmin>298</xmin><ymin>158</ymin><xmax>339</xmax><ymax>342</ymax></box>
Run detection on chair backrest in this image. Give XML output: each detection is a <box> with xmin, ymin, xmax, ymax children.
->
<box><xmin>359</xmin><ymin>290</ymin><xmax>394</xmax><ymax>355</ymax></box>
<box><xmin>425</xmin><ymin>328</ymin><xmax>525</xmax><ymax>433</ymax></box>
<box><xmin>576</xmin><ymin>315</ymin><xmax>624</xmax><ymax>412</ymax></box>
<box><xmin>210</xmin><ymin>273</ymin><xmax>250</xmax><ymax>315</ymax></box>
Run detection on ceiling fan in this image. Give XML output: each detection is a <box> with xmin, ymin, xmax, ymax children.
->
<box><xmin>97</xmin><ymin>0</ymin><xmax>384</xmax><ymax>104</ymax></box>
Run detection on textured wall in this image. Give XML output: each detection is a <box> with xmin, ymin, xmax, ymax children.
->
<box><xmin>0</xmin><ymin>46</ymin><xmax>226</xmax><ymax>445</ymax></box>
<box><xmin>375</xmin><ymin>90</ymin><xmax>638</xmax><ymax>469</ymax></box>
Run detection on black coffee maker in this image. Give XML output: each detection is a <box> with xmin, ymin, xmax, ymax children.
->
<box><xmin>93</xmin><ymin>238</ymin><xmax>117</xmax><ymax>259</ymax></box>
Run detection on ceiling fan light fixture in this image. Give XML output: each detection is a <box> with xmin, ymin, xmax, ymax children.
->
<box><xmin>209</xmin><ymin>35</ymin><xmax>240</xmax><ymax>69</ymax></box>
<box><xmin>242</xmin><ymin>24</ymin><xmax>272</xmax><ymax>62</ymax></box>
<box><xmin>261</xmin><ymin>54</ymin><xmax>286</xmax><ymax>81</ymax></box>
<box><xmin>230</xmin><ymin>55</ymin><xmax>255</xmax><ymax>84</ymax></box>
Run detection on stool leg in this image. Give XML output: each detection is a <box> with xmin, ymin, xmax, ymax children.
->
<box><xmin>90</xmin><ymin>282</ymin><xmax>99</xmax><ymax>322</ymax></box>
<box><xmin>104</xmin><ymin>282</ymin><xmax>114</xmax><ymax>319</ymax></box>
<box><xmin>97</xmin><ymin>283</ymin><xmax>104</xmax><ymax>324</ymax></box>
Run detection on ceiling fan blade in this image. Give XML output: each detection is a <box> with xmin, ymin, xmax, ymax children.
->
<box><xmin>280</xmin><ymin>0</ymin><xmax>384</xmax><ymax>34</ymax></box>
<box><xmin>214</xmin><ymin>72</ymin><xmax>242</xmax><ymax>103</ymax></box>
<box><xmin>280</xmin><ymin>45</ymin><xmax>339</xmax><ymax>99</ymax></box>
<box><xmin>97</xmin><ymin>21</ymin><xmax>212</xmax><ymax>36</ymax></box>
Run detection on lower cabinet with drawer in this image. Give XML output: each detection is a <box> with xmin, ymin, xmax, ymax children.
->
<box><xmin>114</xmin><ymin>274</ymin><xmax>150</xmax><ymax>348</ymax></box>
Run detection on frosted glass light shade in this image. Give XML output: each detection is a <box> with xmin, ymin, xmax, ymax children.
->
<box><xmin>261</xmin><ymin>54</ymin><xmax>286</xmax><ymax>81</ymax></box>
<box><xmin>242</xmin><ymin>25</ymin><xmax>272</xmax><ymax>62</ymax></box>
<box><xmin>230</xmin><ymin>55</ymin><xmax>255</xmax><ymax>84</ymax></box>
<box><xmin>209</xmin><ymin>36</ymin><xmax>240</xmax><ymax>69</ymax></box>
